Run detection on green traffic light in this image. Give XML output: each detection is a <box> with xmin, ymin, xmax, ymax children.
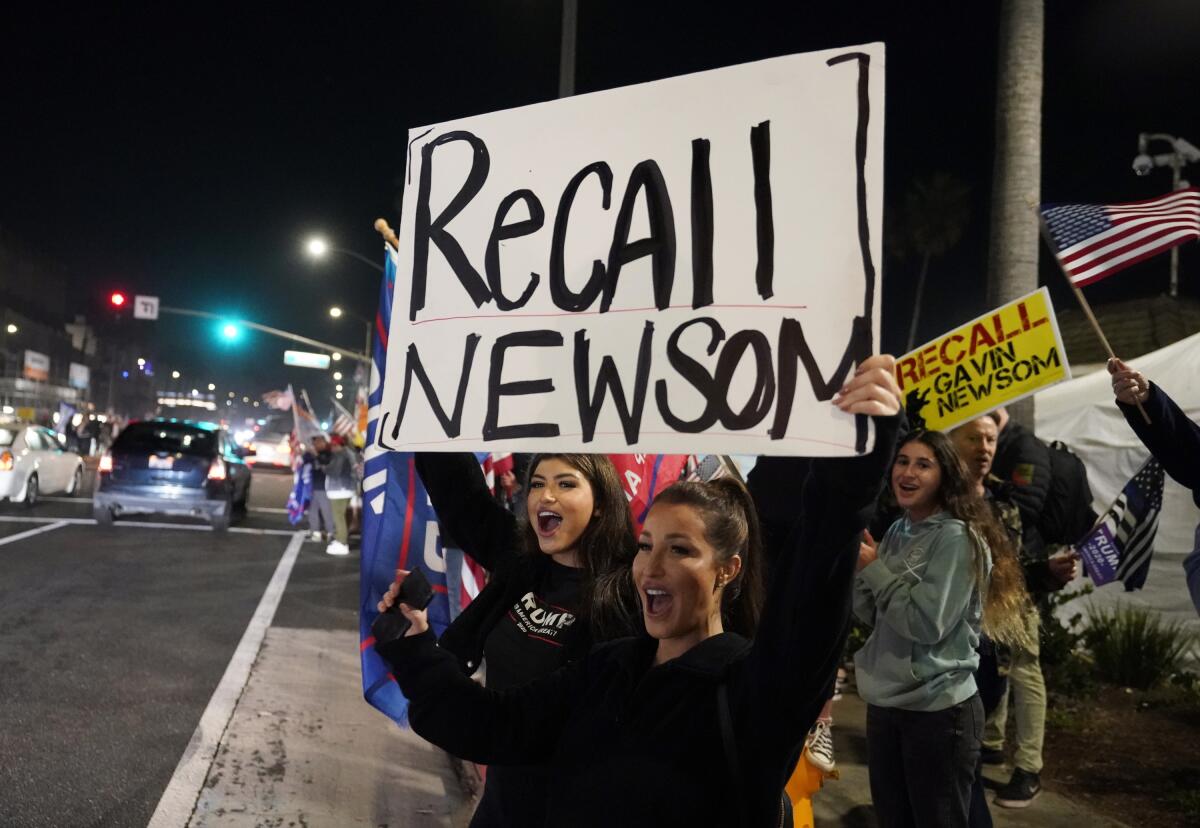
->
<box><xmin>220</xmin><ymin>322</ymin><xmax>241</xmax><ymax>341</ymax></box>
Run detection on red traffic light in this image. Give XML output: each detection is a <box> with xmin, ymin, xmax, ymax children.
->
<box><xmin>110</xmin><ymin>291</ymin><xmax>127</xmax><ymax>307</ymax></box>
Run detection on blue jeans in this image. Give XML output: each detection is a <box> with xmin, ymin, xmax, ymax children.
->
<box><xmin>867</xmin><ymin>695</ymin><xmax>984</xmax><ymax>828</ymax></box>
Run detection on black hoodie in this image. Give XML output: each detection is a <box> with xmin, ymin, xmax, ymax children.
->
<box><xmin>381</xmin><ymin>415</ymin><xmax>899</xmax><ymax>827</ymax></box>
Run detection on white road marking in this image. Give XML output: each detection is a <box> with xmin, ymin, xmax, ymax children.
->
<box><xmin>0</xmin><ymin>520</ymin><xmax>70</xmax><ymax>546</ymax></box>
<box><xmin>39</xmin><ymin>496</ymin><xmax>93</xmax><ymax>503</ymax></box>
<box><xmin>0</xmin><ymin>516</ymin><xmax>297</xmax><ymax>537</ymax></box>
<box><xmin>147</xmin><ymin>530</ymin><xmax>307</xmax><ymax>828</ymax></box>
<box><xmin>247</xmin><ymin>506</ymin><xmax>288</xmax><ymax>514</ymax></box>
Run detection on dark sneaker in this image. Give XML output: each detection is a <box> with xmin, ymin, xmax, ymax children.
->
<box><xmin>981</xmin><ymin>746</ymin><xmax>1006</xmax><ymax>766</ymax></box>
<box><xmin>994</xmin><ymin>768</ymin><xmax>1041</xmax><ymax>808</ymax></box>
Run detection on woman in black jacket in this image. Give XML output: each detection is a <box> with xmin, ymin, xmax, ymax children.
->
<box><xmin>412</xmin><ymin>451</ymin><xmax>642</xmax><ymax>825</ymax></box>
<box><xmin>379</xmin><ymin>356</ymin><xmax>901</xmax><ymax>827</ymax></box>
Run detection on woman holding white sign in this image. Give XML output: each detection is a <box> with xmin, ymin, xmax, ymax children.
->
<box><xmin>377</xmin><ymin>355</ymin><xmax>901</xmax><ymax>827</ymax></box>
<box><xmin>411</xmin><ymin>450</ymin><xmax>641</xmax><ymax>825</ymax></box>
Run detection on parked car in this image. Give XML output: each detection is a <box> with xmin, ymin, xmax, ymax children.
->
<box><xmin>0</xmin><ymin>421</ymin><xmax>85</xmax><ymax>506</ymax></box>
<box><xmin>93</xmin><ymin>419</ymin><xmax>250</xmax><ymax>530</ymax></box>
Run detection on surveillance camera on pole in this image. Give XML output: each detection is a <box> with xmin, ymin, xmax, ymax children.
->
<box><xmin>1131</xmin><ymin>132</ymin><xmax>1199</xmax><ymax>296</ymax></box>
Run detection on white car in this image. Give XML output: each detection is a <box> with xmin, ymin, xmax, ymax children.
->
<box><xmin>0</xmin><ymin>422</ymin><xmax>85</xmax><ymax>506</ymax></box>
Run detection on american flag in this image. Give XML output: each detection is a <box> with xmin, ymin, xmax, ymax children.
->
<box><xmin>1040</xmin><ymin>188</ymin><xmax>1200</xmax><ymax>287</ymax></box>
<box><xmin>1076</xmin><ymin>458</ymin><xmax>1165</xmax><ymax>591</ymax></box>
<box><xmin>330</xmin><ymin>397</ymin><xmax>355</xmax><ymax>438</ymax></box>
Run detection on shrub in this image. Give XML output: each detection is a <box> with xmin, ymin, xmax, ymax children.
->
<box><xmin>1039</xmin><ymin>585</ymin><xmax>1098</xmax><ymax>695</ymax></box>
<box><xmin>1082</xmin><ymin>603</ymin><xmax>1196</xmax><ymax>690</ymax></box>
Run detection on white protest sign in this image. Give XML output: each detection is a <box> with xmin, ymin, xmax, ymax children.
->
<box><xmin>379</xmin><ymin>43</ymin><xmax>884</xmax><ymax>456</ymax></box>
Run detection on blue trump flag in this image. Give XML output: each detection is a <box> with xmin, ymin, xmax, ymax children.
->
<box><xmin>359</xmin><ymin>244</ymin><xmax>452</xmax><ymax>726</ymax></box>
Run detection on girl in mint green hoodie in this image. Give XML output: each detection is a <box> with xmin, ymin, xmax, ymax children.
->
<box><xmin>853</xmin><ymin>430</ymin><xmax>1025</xmax><ymax>828</ymax></box>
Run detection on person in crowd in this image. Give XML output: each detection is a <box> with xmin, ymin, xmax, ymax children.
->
<box><xmin>949</xmin><ymin>416</ymin><xmax>1031</xmax><ymax>826</ymax></box>
<box><xmin>302</xmin><ymin>440</ymin><xmax>333</xmax><ymax>542</ymax></box>
<box><xmin>312</xmin><ymin>434</ymin><xmax>354</xmax><ymax>556</ymax></box>
<box><xmin>375</xmin><ymin>356</ymin><xmax>901</xmax><ymax>827</ymax></box>
<box><xmin>982</xmin><ymin>409</ymin><xmax>1079</xmax><ymax>808</ymax></box>
<box><xmin>402</xmin><ymin>449</ymin><xmax>642</xmax><ymax>826</ymax></box>
<box><xmin>854</xmin><ymin>428</ymin><xmax>1031</xmax><ymax>828</ymax></box>
<box><xmin>1109</xmin><ymin>357</ymin><xmax>1200</xmax><ymax>615</ymax></box>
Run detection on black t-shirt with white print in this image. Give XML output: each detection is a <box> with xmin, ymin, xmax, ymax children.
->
<box><xmin>482</xmin><ymin>558</ymin><xmax>584</xmax><ymax>691</ymax></box>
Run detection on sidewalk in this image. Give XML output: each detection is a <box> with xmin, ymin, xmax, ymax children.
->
<box><xmin>813</xmin><ymin>688</ymin><xmax>1128</xmax><ymax>827</ymax></box>
<box><xmin>189</xmin><ymin>627</ymin><xmax>471</xmax><ymax>827</ymax></box>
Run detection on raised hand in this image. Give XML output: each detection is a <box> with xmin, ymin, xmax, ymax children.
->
<box><xmin>1107</xmin><ymin>357</ymin><xmax>1150</xmax><ymax>405</ymax></box>
<box><xmin>834</xmin><ymin>355</ymin><xmax>901</xmax><ymax>418</ymax></box>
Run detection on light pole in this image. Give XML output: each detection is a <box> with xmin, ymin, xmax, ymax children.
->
<box><xmin>329</xmin><ymin>305</ymin><xmax>373</xmax><ymax>363</ymax></box>
<box><xmin>305</xmin><ymin>236</ymin><xmax>384</xmax><ymax>273</ymax></box>
<box><xmin>1132</xmin><ymin>132</ymin><xmax>1200</xmax><ymax>297</ymax></box>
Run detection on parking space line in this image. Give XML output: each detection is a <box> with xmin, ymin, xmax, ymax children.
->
<box><xmin>0</xmin><ymin>516</ymin><xmax>297</xmax><ymax>537</ymax></box>
<box><xmin>148</xmin><ymin>530</ymin><xmax>307</xmax><ymax>828</ymax></box>
<box><xmin>39</xmin><ymin>496</ymin><xmax>93</xmax><ymax>503</ymax></box>
<box><xmin>248</xmin><ymin>506</ymin><xmax>288</xmax><ymax>514</ymax></box>
<box><xmin>0</xmin><ymin>520</ymin><xmax>70</xmax><ymax>547</ymax></box>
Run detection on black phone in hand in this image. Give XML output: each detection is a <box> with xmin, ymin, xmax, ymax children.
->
<box><xmin>372</xmin><ymin>568</ymin><xmax>435</xmax><ymax>644</ymax></box>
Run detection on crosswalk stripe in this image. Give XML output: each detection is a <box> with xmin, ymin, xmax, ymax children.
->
<box><xmin>0</xmin><ymin>520</ymin><xmax>70</xmax><ymax>547</ymax></box>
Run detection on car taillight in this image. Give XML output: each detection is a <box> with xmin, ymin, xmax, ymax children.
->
<box><xmin>208</xmin><ymin>457</ymin><xmax>227</xmax><ymax>481</ymax></box>
<box><xmin>0</xmin><ymin>451</ymin><xmax>13</xmax><ymax>472</ymax></box>
<box><xmin>98</xmin><ymin>453</ymin><xmax>113</xmax><ymax>473</ymax></box>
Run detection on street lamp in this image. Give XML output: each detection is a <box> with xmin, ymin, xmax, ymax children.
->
<box><xmin>328</xmin><ymin>305</ymin><xmax>373</xmax><ymax>359</ymax></box>
<box><xmin>1132</xmin><ymin>132</ymin><xmax>1200</xmax><ymax>297</ymax></box>
<box><xmin>303</xmin><ymin>235</ymin><xmax>384</xmax><ymax>273</ymax></box>
<box><xmin>171</xmin><ymin>370</ymin><xmax>181</xmax><ymax>380</ymax></box>
<box><xmin>207</xmin><ymin>383</ymin><xmax>216</xmax><ymax>391</ymax></box>
<box><xmin>5</xmin><ymin>323</ymin><xmax>16</xmax><ymax>334</ymax></box>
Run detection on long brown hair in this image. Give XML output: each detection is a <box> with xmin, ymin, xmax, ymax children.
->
<box><xmin>519</xmin><ymin>454</ymin><xmax>641</xmax><ymax>641</ymax></box>
<box><xmin>895</xmin><ymin>431</ymin><xmax>1033</xmax><ymax>649</ymax></box>
<box><xmin>650</xmin><ymin>477</ymin><xmax>766</xmax><ymax>637</ymax></box>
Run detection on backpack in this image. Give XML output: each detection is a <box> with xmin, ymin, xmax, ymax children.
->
<box><xmin>1038</xmin><ymin>440</ymin><xmax>1097</xmax><ymax>545</ymax></box>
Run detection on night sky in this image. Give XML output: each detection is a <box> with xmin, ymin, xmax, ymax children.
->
<box><xmin>3</xmin><ymin>0</ymin><xmax>1198</xmax><ymax>403</ymax></box>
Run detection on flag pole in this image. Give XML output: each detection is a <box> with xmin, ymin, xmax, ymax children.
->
<box><xmin>1034</xmin><ymin>213</ymin><xmax>1151</xmax><ymax>424</ymax></box>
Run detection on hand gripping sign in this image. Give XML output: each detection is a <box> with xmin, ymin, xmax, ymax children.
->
<box><xmin>378</xmin><ymin>44</ymin><xmax>885</xmax><ymax>457</ymax></box>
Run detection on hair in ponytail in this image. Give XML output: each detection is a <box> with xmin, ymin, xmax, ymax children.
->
<box><xmin>651</xmin><ymin>477</ymin><xmax>766</xmax><ymax>637</ymax></box>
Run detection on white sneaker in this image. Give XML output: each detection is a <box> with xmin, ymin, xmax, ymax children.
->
<box><xmin>309</xmin><ymin>531</ymin><xmax>323</xmax><ymax>541</ymax></box>
<box><xmin>325</xmin><ymin>541</ymin><xmax>350</xmax><ymax>556</ymax></box>
<box><xmin>804</xmin><ymin>719</ymin><xmax>836</xmax><ymax>773</ymax></box>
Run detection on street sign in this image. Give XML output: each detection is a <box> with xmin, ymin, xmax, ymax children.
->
<box><xmin>134</xmin><ymin>295</ymin><xmax>160</xmax><ymax>320</ymax></box>
<box><xmin>284</xmin><ymin>350</ymin><xmax>331</xmax><ymax>370</ymax></box>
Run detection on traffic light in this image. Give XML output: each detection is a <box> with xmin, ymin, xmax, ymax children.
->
<box><xmin>218</xmin><ymin>321</ymin><xmax>242</xmax><ymax>342</ymax></box>
<box><xmin>110</xmin><ymin>291</ymin><xmax>127</xmax><ymax>308</ymax></box>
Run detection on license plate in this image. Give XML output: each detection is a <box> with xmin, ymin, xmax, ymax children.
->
<box><xmin>148</xmin><ymin>455</ymin><xmax>174</xmax><ymax>470</ymax></box>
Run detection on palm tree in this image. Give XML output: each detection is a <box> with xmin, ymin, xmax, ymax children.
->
<box><xmin>988</xmin><ymin>0</ymin><xmax>1044</xmax><ymax>424</ymax></box>
<box><xmin>893</xmin><ymin>173</ymin><xmax>973</xmax><ymax>351</ymax></box>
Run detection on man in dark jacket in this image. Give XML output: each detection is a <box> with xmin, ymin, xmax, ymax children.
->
<box><xmin>1109</xmin><ymin>357</ymin><xmax>1200</xmax><ymax>615</ymax></box>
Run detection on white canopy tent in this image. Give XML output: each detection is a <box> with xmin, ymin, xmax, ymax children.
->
<box><xmin>1035</xmin><ymin>330</ymin><xmax>1200</xmax><ymax>635</ymax></box>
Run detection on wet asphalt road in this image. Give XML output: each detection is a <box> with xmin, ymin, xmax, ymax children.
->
<box><xmin>0</xmin><ymin>468</ymin><xmax>360</xmax><ymax>828</ymax></box>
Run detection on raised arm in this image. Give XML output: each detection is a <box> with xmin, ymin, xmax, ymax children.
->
<box><xmin>415</xmin><ymin>452</ymin><xmax>519</xmax><ymax>571</ymax></box>
<box><xmin>1110</xmin><ymin>359</ymin><xmax>1200</xmax><ymax>492</ymax></box>
<box><xmin>738</xmin><ymin>357</ymin><xmax>901</xmax><ymax>768</ymax></box>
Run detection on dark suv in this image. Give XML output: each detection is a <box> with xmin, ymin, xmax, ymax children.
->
<box><xmin>94</xmin><ymin>419</ymin><xmax>251</xmax><ymax>530</ymax></box>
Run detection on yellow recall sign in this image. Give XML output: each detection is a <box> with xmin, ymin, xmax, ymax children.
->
<box><xmin>895</xmin><ymin>287</ymin><xmax>1070</xmax><ymax>432</ymax></box>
